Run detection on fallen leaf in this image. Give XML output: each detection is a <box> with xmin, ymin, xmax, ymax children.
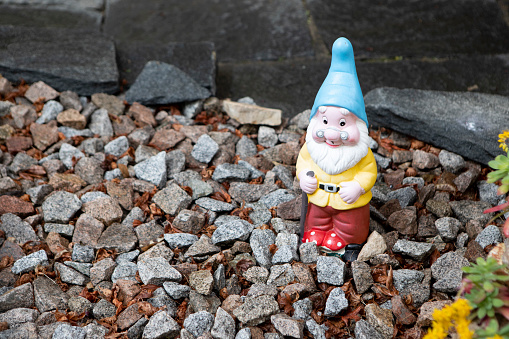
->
<box><xmin>137</xmin><ymin>301</ymin><xmax>159</xmax><ymax>317</ymax></box>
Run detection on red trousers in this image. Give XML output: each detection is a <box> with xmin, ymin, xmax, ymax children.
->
<box><xmin>305</xmin><ymin>203</ymin><xmax>370</xmax><ymax>245</ymax></box>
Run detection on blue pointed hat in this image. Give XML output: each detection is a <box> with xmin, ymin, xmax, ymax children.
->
<box><xmin>310</xmin><ymin>37</ymin><xmax>367</xmax><ymax>125</ymax></box>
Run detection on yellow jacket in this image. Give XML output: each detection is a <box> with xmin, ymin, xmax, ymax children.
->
<box><xmin>296</xmin><ymin>144</ymin><xmax>377</xmax><ymax>210</ymax></box>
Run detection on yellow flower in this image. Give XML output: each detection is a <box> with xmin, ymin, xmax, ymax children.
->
<box><xmin>423</xmin><ymin>299</ymin><xmax>472</xmax><ymax>339</ymax></box>
<box><xmin>498</xmin><ymin>131</ymin><xmax>509</xmax><ymax>153</ymax></box>
<box><xmin>488</xmin><ymin>335</ymin><xmax>503</xmax><ymax>339</ymax></box>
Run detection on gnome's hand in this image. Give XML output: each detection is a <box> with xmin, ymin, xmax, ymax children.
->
<box><xmin>299</xmin><ymin>170</ymin><xmax>317</xmax><ymax>194</ymax></box>
<box><xmin>339</xmin><ymin>181</ymin><xmax>364</xmax><ymax>204</ymax></box>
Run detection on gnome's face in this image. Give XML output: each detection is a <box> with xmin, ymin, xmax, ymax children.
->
<box><xmin>306</xmin><ymin>106</ymin><xmax>369</xmax><ymax>175</ymax></box>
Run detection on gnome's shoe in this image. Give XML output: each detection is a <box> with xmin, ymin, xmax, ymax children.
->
<box><xmin>320</xmin><ymin>231</ymin><xmax>347</xmax><ymax>252</ymax></box>
<box><xmin>341</xmin><ymin>243</ymin><xmax>364</xmax><ymax>262</ymax></box>
<box><xmin>302</xmin><ymin>229</ymin><xmax>327</xmax><ymax>246</ymax></box>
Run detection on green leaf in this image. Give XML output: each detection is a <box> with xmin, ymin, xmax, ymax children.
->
<box><xmin>496</xmin><ymin>275</ymin><xmax>509</xmax><ymax>281</ymax></box>
<box><xmin>486</xmin><ymin>319</ymin><xmax>499</xmax><ymax>332</ymax></box>
<box><xmin>492</xmin><ymin>298</ymin><xmax>504</xmax><ymax>308</ymax></box>
<box><xmin>478</xmin><ymin>307</ymin><xmax>487</xmax><ymax>319</ymax></box>
<box><xmin>499</xmin><ymin>323</ymin><xmax>509</xmax><ymax>335</ymax></box>
<box><xmin>484</xmin><ymin>281</ymin><xmax>495</xmax><ymax>292</ymax></box>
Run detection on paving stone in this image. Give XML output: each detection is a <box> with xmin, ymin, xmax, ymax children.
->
<box><xmin>476</xmin><ymin>224</ymin><xmax>503</xmax><ymax>249</ymax></box>
<box><xmin>82</xmin><ymin>197</ymin><xmax>123</xmax><ymax>226</ymax></box>
<box><xmin>142</xmin><ymin>309</ymin><xmax>180</xmax><ymax>339</ymax></box>
<box><xmin>105</xmin><ymin>0</ymin><xmax>312</xmax><ymax>63</ymax></box>
<box><xmin>0</xmin><ymin>213</ymin><xmax>38</xmax><ymax>246</ymax></box>
<box><xmin>138</xmin><ymin>257</ymin><xmax>182</xmax><ymax>285</ymax></box>
<box><xmin>96</xmin><ymin>223</ymin><xmax>138</xmax><ymax>253</ymax></box>
<box><xmin>125</xmin><ymin>61</ymin><xmax>210</xmax><ymax>105</ymax></box>
<box><xmin>42</xmin><ymin>191</ymin><xmax>81</xmax><ymax>223</ymax></box>
<box><xmin>12</xmin><ymin>250</ymin><xmax>49</xmax><ymax>275</ymax></box>
<box><xmin>307</xmin><ymin>0</ymin><xmax>509</xmax><ymax>59</ymax></box>
<box><xmin>324</xmin><ymin>287</ymin><xmax>349</xmax><ymax>317</ymax></box>
<box><xmin>392</xmin><ymin>239</ymin><xmax>434</xmax><ymax>261</ymax></box>
<box><xmin>33</xmin><ymin>276</ymin><xmax>69</xmax><ymax>312</ymax></box>
<box><xmin>233</xmin><ymin>295</ymin><xmax>279</xmax><ymax>326</ymax></box>
<box><xmin>183</xmin><ymin>310</ymin><xmax>214</xmax><ymax>337</ymax></box>
<box><xmin>211</xmin><ymin>219</ymin><xmax>254</xmax><ymax>245</ymax></box>
<box><xmin>366</xmin><ymin>88</ymin><xmax>509</xmax><ymax>165</ymax></box>
<box><xmin>153</xmin><ymin>182</ymin><xmax>192</xmax><ymax>215</ymax></box>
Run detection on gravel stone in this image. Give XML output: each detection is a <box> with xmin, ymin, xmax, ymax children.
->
<box><xmin>153</xmin><ymin>182</ymin><xmax>192</xmax><ymax>215</ymax></box>
<box><xmin>435</xmin><ymin>217</ymin><xmax>461</xmax><ymax>242</ymax></box>
<box><xmin>433</xmin><ymin>268</ymin><xmax>464</xmax><ymax>293</ymax></box>
<box><xmin>386</xmin><ymin>186</ymin><xmax>417</xmax><ymax>207</ymax></box>
<box><xmin>184</xmin><ymin>311</ymin><xmax>214</xmax><ymax>337</ymax></box>
<box><xmin>0</xmin><ymin>283</ymin><xmax>35</xmax><ymax>313</ymax></box>
<box><xmin>142</xmin><ymin>309</ymin><xmax>180</xmax><ymax>339</ymax></box>
<box><xmin>250</xmin><ymin>229</ymin><xmax>276</xmax><ymax>268</ymax></box>
<box><xmin>0</xmin><ymin>213</ymin><xmax>38</xmax><ymax>246</ymax></box>
<box><xmin>96</xmin><ymin>223</ymin><xmax>138</xmax><ymax>253</ymax></box>
<box><xmin>189</xmin><ymin>270</ymin><xmax>214</xmax><ymax>295</ymax></box>
<box><xmin>431</xmin><ymin>251</ymin><xmax>469</xmax><ymax>280</ymax></box>
<box><xmin>317</xmin><ymin>256</ymin><xmax>345</xmax><ymax>286</ymax></box>
<box><xmin>412</xmin><ymin>150</ymin><xmax>440</xmax><ymax>170</ymax></box>
<box><xmin>42</xmin><ymin>191</ymin><xmax>82</xmax><ymax>223</ymax></box>
<box><xmin>324</xmin><ymin>287</ymin><xmax>349</xmax><ymax>316</ymax></box>
<box><xmin>449</xmin><ymin>200</ymin><xmax>493</xmax><ymax>224</ymax></box>
<box><xmin>52</xmin><ymin>323</ymin><xmax>86</xmax><ymax>339</ymax></box>
<box><xmin>104</xmin><ymin>136</ymin><xmax>129</xmax><ymax>157</ymax></box>
<box><xmin>212</xmin><ymin>219</ymin><xmax>254</xmax><ymax>245</ymax></box>
<box><xmin>259</xmin><ymin>189</ymin><xmax>297</xmax><ymax>208</ymax></box>
<box><xmin>36</xmin><ymin>100</ymin><xmax>63</xmax><ymax>124</ymax></box>
<box><xmin>439</xmin><ymin>150</ymin><xmax>466</xmax><ymax>173</ymax></box>
<box><xmin>90</xmin><ymin>258</ymin><xmax>117</xmax><ymax>285</ymax></box>
<box><xmin>166</xmin><ymin>149</ymin><xmax>186</xmax><ymax>178</ymax></box>
<box><xmin>12</xmin><ymin>250</ymin><xmax>49</xmax><ymax>275</ymax></box>
<box><xmin>0</xmin><ymin>308</ymin><xmax>39</xmax><ymax>328</ymax></box>
<box><xmin>244</xmin><ymin>266</ymin><xmax>269</xmax><ymax>284</ymax></box>
<box><xmin>392</xmin><ymin>239</ymin><xmax>434</xmax><ymax>261</ymax></box>
<box><xmin>64</xmin><ymin>261</ymin><xmax>92</xmax><ymax>277</ymax></box>
<box><xmin>236</xmin><ymin>135</ymin><xmax>258</xmax><ymax>158</ymax></box>
<box><xmin>196</xmin><ymin>197</ymin><xmax>235</xmax><ymax>212</ymax></box>
<box><xmin>138</xmin><ymin>257</ymin><xmax>182</xmax><ymax>285</ymax></box>
<box><xmin>392</xmin><ymin>269</ymin><xmax>424</xmax><ymax>292</ymax></box>
<box><xmin>267</xmin><ymin>264</ymin><xmax>295</xmax><ymax>287</ymax></box>
<box><xmin>26</xmin><ymin>184</ymin><xmax>54</xmax><ymax>205</ymax></box>
<box><xmin>299</xmin><ymin>242</ymin><xmax>319</xmax><ymax>264</ymax></box>
<box><xmin>163</xmin><ymin>282</ymin><xmax>191</xmax><ymax>300</ymax></box>
<box><xmin>173</xmin><ymin>209</ymin><xmax>206</xmax><ymax>234</ymax></box>
<box><xmin>192</xmin><ymin>134</ymin><xmax>219</xmax><ymax>163</ymax></box>
<box><xmin>271</xmin><ymin>313</ymin><xmax>304</xmax><ymax>338</ymax></box>
<box><xmin>43</xmin><ymin>223</ymin><xmax>74</xmax><ymax>237</ymax></box>
<box><xmin>352</xmin><ymin>261</ymin><xmax>374</xmax><ymax>294</ymax></box>
<box><xmin>210</xmin><ymin>307</ymin><xmax>235</xmax><ymax>339</ymax></box>
<box><xmin>71</xmin><ymin>244</ymin><xmax>95</xmax><ymax>263</ymax></box>
<box><xmin>68</xmin><ymin>296</ymin><xmax>93</xmax><ymax>314</ymax></box>
<box><xmin>134</xmin><ymin>151</ymin><xmax>167</xmax><ymax>188</ymax></box>
<box><xmin>111</xmin><ymin>262</ymin><xmax>138</xmax><ymax>283</ymax></box>
<box><xmin>33</xmin><ymin>275</ymin><xmax>69</xmax><ymax>312</ymax></box>
<box><xmin>212</xmin><ymin>163</ymin><xmax>251</xmax><ymax>183</ymax></box>
<box><xmin>55</xmin><ymin>262</ymin><xmax>88</xmax><ymax>285</ymax></box>
<box><xmin>89</xmin><ymin>108</ymin><xmax>113</xmax><ymax>137</ymax></box>
<box><xmin>82</xmin><ymin>197</ymin><xmax>123</xmax><ymax>226</ymax></box>
<box><xmin>477</xmin><ymin>180</ymin><xmax>501</xmax><ymax>206</ymax></box>
<box><xmin>93</xmin><ymin>299</ymin><xmax>117</xmax><ymax>320</ymax></box>
<box><xmin>476</xmin><ymin>224</ymin><xmax>503</xmax><ymax>249</ymax></box>
<box><xmin>164</xmin><ymin>233</ymin><xmax>199</xmax><ymax>249</ymax></box>
<box><xmin>233</xmin><ymin>295</ymin><xmax>279</xmax><ymax>326</ymax></box>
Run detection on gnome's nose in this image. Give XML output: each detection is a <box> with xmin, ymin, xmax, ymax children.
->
<box><xmin>323</xmin><ymin>128</ymin><xmax>341</xmax><ymax>142</ymax></box>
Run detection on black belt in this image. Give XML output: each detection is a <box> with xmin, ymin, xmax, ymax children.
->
<box><xmin>318</xmin><ymin>183</ymin><xmax>340</xmax><ymax>193</ymax></box>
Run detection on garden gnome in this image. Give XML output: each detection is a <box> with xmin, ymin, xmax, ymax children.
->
<box><xmin>296</xmin><ymin>37</ymin><xmax>377</xmax><ymax>261</ymax></box>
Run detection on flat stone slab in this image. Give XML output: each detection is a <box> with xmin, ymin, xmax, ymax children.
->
<box><xmin>0</xmin><ymin>26</ymin><xmax>118</xmax><ymax>95</ymax></box>
<box><xmin>365</xmin><ymin>87</ymin><xmax>508</xmax><ymax>165</ymax></box>
<box><xmin>217</xmin><ymin>54</ymin><xmax>509</xmax><ymax>119</ymax></box>
<box><xmin>307</xmin><ymin>0</ymin><xmax>509</xmax><ymax>58</ymax></box>
<box><xmin>103</xmin><ymin>0</ymin><xmax>313</xmax><ymax>62</ymax></box>
<box><xmin>115</xmin><ymin>42</ymin><xmax>216</xmax><ymax>93</ymax></box>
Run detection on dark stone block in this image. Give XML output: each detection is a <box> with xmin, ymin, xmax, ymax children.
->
<box><xmin>0</xmin><ymin>26</ymin><xmax>118</xmax><ymax>95</ymax></box>
<box><xmin>103</xmin><ymin>0</ymin><xmax>314</xmax><ymax>62</ymax></box>
<box><xmin>116</xmin><ymin>42</ymin><xmax>216</xmax><ymax>93</ymax></box>
<box><xmin>0</xmin><ymin>5</ymin><xmax>101</xmax><ymax>30</ymax></box>
<box><xmin>307</xmin><ymin>0</ymin><xmax>509</xmax><ymax>58</ymax></box>
<box><xmin>365</xmin><ymin>87</ymin><xmax>509</xmax><ymax>165</ymax></box>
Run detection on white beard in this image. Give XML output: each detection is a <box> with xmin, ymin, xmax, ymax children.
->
<box><xmin>306</xmin><ymin>118</ymin><xmax>370</xmax><ymax>175</ymax></box>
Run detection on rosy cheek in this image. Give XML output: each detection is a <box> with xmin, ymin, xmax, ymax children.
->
<box><xmin>345</xmin><ymin>126</ymin><xmax>360</xmax><ymax>144</ymax></box>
